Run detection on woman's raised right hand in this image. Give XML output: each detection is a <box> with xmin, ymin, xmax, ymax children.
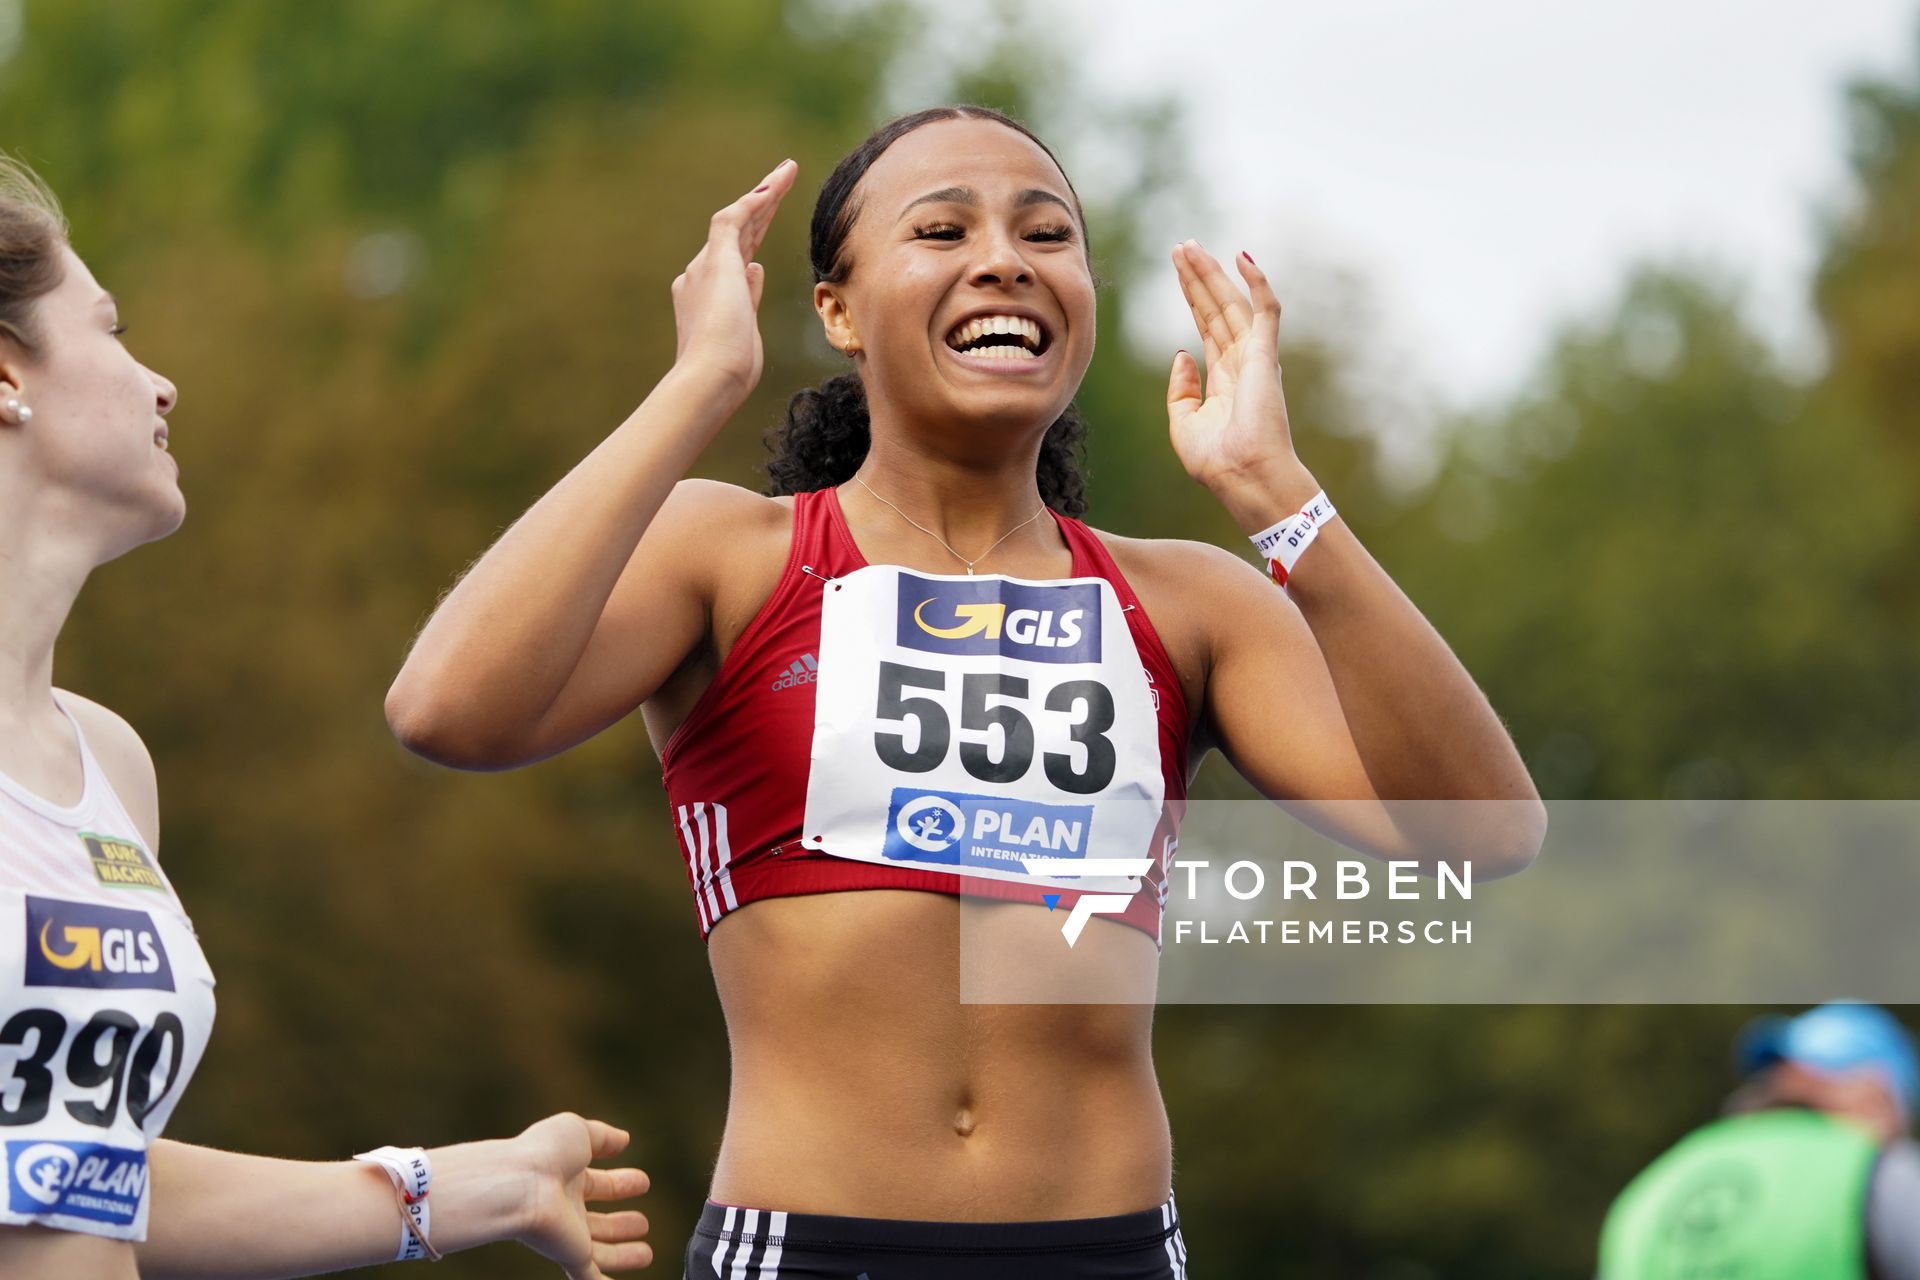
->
<box><xmin>669</xmin><ymin>158</ymin><xmax>798</xmax><ymax>401</ymax></box>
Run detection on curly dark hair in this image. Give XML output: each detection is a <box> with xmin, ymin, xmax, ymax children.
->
<box><xmin>761</xmin><ymin>105</ymin><xmax>1093</xmax><ymax>517</ymax></box>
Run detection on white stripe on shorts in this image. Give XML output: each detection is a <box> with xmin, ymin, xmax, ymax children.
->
<box><xmin>710</xmin><ymin>1205</ymin><xmax>736</xmax><ymax>1277</ymax></box>
<box><xmin>729</xmin><ymin>1208</ymin><xmax>760</xmax><ymax>1280</ymax></box>
<box><xmin>1167</xmin><ymin>1189</ymin><xmax>1182</xmax><ymax>1280</ymax></box>
<box><xmin>758</xmin><ymin>1209</ymin><xmax>786</xmax><ymax>1278</ymax></box>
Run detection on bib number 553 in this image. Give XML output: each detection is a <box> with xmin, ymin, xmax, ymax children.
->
<box><xmin>873</xmin><ymin>661</ymin><xmax>1116</xmax><ymax>793</ymax></box>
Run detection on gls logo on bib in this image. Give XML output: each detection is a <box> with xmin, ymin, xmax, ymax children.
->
<box><xmin>24</xmin><ymin>897</ymin><xmax>175</xmax><ymax>991</ymax></box>
<box><xmin>896</xmin><ymin>574</ymin><xmax>1101</xmax><ymax>664</ymax></box>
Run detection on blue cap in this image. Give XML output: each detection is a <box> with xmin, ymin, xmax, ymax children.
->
<box><xmin>1736</xmin><ymin>1002</ymin><xmax>1920</xmax><ymax>1113</ymax></box>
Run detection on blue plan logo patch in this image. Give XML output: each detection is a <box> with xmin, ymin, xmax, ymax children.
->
<box><xmin>7</xmin><ymin>1140</ymin><xmax>147</xmax><ymax>1227</ymax></box>
<box><xmin>883</xmin><ymin>786</ymin><xmax>1096</xmax><ymax>874</ymax></box>
<box><xmin>895</xmin><ymin>573</ymin><xmax>1101</xmax><ymax>664</ymax></box>
<box><xmin>24</xmin><ymin>896</ymin><xmax>174</xmax><ymax>991</ymax></box>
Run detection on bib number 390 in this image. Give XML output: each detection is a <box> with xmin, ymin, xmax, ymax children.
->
<box><xmin>873</xmin><ymin>661</ymin><xmax>1116</xmax><ymax>794</ymax></box>
<box><xmin>0</xmin><ymin>1006</ymin><xmax>186</xmax><ymax>1130</ymax></box>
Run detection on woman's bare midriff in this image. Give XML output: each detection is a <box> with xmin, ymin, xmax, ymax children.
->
<box><xmin>646</xmin><ymin>488</ymin><xmax>1206</xmax><ymax>1223</ymax></box>
<box><xmin>703</xmin><ymin>888</ymin><xmax>1173</xmax><ymax>1222</ymax></box>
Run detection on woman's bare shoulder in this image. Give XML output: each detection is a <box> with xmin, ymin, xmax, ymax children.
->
<box><xmin>1075</xmin><ymin>526</ymin><xmax>1261</xmax><ymax>717</ymax></box>
<box><xmin>1080</xmin><ymin>524</ymin><xmax>1257</xmax><ymax>595</ymax></box>
<box><xmin>55</xmin><ymin>689</ymin><xmax>161</xmax><ymax>850</ymax></box>
<box><xmin>651</xmin><ymin>478</ymin><xmax>793</xmax><ymax>573</ymax></box>
<box><xmin>667</xmin><ymin>477</ymin><xmax>791</xmax><ymax>529</ymax></box>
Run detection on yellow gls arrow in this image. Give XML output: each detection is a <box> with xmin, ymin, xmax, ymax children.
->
<box><xmin>39</xmin><ymin>919</ymin><xmax>102</xmax><ymax>971</ymax></box>
<box><xmin>914</xmin><ymin>599</ymin><xmax>1005</xmax><ymax>639</ymax></box>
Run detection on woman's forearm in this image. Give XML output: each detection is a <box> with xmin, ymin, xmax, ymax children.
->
<box><xmin>1210</xmin><ymin>458</ymin><xmax>1541</xmax><ymax>808</ymax></box>
<box><xmin>385</xmin><ymin>364</ymin><xmax>740</xmax><ymax>760</ymax></box>
<box><xmin>136</xmin><ymin>1137</ymin><xmax>530</xmax><ymax>1280</ymax></box>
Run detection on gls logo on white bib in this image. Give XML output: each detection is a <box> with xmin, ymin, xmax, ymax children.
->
<box><xmin>800</xmin><ymin>567</ymin><xmax>1165</xmax><ymax>894</ymax></box>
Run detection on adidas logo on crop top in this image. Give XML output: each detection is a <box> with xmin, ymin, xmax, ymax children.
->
<box><xmin>660</xmin><ymin>485</ymin><xmax>1190</xmax><ymax>946</ymax></box>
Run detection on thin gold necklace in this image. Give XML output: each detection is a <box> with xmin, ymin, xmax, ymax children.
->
<box><xmin>851</xmin><ymin>474</ymin><xmax>1048</xmax><ymax>575</ymax></box>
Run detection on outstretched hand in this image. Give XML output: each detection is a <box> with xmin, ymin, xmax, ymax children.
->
<box><xmin>513</xmin><ymin>1112</ymin><xmax>654</xmax><ymax>1278</ymax></box>
<box><xmin>1165</xmin><ymin>241</ymin><xmax>1297</xmax><ymax>489</ymax></box>
<box><xmin>670</xmin><ymin>157</ymin><xmax>800</xmax><ymax>401</ymax></box>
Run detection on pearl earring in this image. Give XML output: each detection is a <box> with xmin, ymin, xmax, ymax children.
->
<box><xmin>3</xmin><ymin>398</ymin><xmax>29</xmax><ymax>424</ymax></box>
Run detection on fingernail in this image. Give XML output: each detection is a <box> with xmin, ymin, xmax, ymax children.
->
<box><xmin>1241</xmin><ymin>250</ymin><xmax>1256</xmax><ymax>264</ymax></box>
<box><xmin>753</xmin><ymin>184</ymin><xmax>769</xmax><ymax>193</ymax></box>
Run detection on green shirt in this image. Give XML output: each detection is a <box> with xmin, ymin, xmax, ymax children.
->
<box><xmin>1600</xmin><ymin>1109</ymin><xmax>1880</xmax><ymax>1279</ymax></box>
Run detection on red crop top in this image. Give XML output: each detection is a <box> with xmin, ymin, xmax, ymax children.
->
<box><xmin>658</xmin><ymin>485</ymin><xmax>1190</xmax><ymax>946</ymax></box>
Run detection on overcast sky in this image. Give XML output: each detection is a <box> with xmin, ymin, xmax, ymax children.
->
<box><xmin>1041</xmin><ymin>0</ymin><xmax>1917</xmax><ymax>412</ymax></box>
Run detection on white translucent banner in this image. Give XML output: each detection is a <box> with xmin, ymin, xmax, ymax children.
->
<box><xmin>955</xmin><ymin>801</ymin><xmax>1920</xmax><ymax>1003</ymax></box>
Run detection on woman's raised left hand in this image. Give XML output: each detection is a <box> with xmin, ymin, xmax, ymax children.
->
<box><xmin>1165</xmin><ymin>241</ymin><xmax>1297</xmax><ymax>491</ymax></box>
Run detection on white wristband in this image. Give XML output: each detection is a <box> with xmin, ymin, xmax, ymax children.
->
<box><xmin>1249</xmin><ymin>490</ymin><xmax>1337</xmax><ymax>586</ymax></box>
<box><xmin>354</xmin><ymin>1145</ymin><xmax>436</xmax><ymax>1262</ymax></box>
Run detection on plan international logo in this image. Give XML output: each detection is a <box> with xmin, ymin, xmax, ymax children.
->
<box><xmin>7</xmin><ymin>1140</ymin><xmax>147</xmax><ymax>1228</ymax></box>
<box><xmin>895</xmin><ymin>573</ymin><xmax>1101</xmax><ymax>664</ymax></box>
<box><xmin>878</xmin><ymin>788</ymin><xmax>1150</xmax><ymax>948</ymax></box>
<box><xmin>883</xmin><ymin>786</ymin><xmax>1096</xmax><ymax>871</ymax></box>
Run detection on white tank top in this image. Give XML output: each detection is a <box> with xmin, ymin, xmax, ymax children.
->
<box><xmin>0</xmin><ymin>693</ymin><xmax>217</xmax><ymax>1241</ymax></box>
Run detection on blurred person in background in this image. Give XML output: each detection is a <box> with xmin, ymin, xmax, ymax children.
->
<box><xmin>1599</xmin><ymin>1001</ymin><xmax>1920</xmax><ymax>1279</ymax></box>
<box><xmin>387</xmin><ymin>105</ymin><xmax>1544</xmax><ymax>1277</ymax></box>
<box><xmin>0</xmin><ymin>154</ymin><xmax>654</xmax><ymax>1280</ymax></box>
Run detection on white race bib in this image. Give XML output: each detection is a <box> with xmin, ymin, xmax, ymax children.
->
<box><xmin>0</xmin><ymin>888</ymin><xmax>217</xmax><ymax>1240</ymax></box>
<box><xmin>800</xmin><ymin>566</ymin><xmax>1166</xmax><ymax>892</ymax></box>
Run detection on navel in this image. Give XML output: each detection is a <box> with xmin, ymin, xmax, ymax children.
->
<box><xmin>952</xmin><ymin>1105</ymin><xmax>977</xmax><ymax>1138</ymax></box>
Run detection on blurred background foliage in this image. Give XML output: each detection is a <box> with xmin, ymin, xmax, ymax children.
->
<box><xmin>3</xmin><ymin>0</ymin><xmax>1916</xmax><ymax>1275</ymax></box>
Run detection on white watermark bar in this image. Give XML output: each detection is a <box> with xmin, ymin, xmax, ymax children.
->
<box><xmin>954</xmin><ymin>800</ymin><xmax>1920</xmax><ymax>1004</ymax></box>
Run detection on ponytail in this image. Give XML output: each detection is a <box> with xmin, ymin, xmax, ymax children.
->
<box><xmin>0</xmin><ymin>154</ymin><xmax>70</xmax><ymax>355</ymax></box>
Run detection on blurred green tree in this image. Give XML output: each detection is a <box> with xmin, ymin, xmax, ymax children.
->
<box><xmin>1</xmin><ymin>0</ymin><xmax>1247</xmax><ymax>1272</ymax></box>
<box><xmin>7</xmin><ymin>0</ymin><xmax>1918</xmax><ymax>1275</ymax></box>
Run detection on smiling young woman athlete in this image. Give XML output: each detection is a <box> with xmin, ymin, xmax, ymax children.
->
<box><xmin>0</xmin><ymin>156</ymin><xmax>653</xmax><ymax>1280</ymax></box>
<box><xmin>387</xmin><ymin>106</ymin><xmax>1546</xmax><ymax>1277</ymax></box>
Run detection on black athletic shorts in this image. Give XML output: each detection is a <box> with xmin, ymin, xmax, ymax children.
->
<box><xmin>683</xmin><ymin>1193</ymin><xmax>1190</xmax><ymax>1279</ymax></box>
